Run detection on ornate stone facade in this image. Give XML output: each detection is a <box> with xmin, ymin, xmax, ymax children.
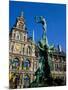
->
<box><xmin>9</xmin><ymin>13</ymin><xmax>38</xmax><ymax>88</ymax></box>
<box><xmin>48</xmin><ymin>46</ymin><xmax>66</xmax><ymax>84</ymax></box>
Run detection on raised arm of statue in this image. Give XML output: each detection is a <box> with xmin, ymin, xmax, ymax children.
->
<box><xmin>35</xmin><ymin>16</ymin><xmax>47</xmax><ymax>32</ymax></box>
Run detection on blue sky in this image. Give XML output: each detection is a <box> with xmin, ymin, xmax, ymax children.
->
<box><xmin>9</xmin><ymin>1</ymin><xmax>66</xmax><ymax>51</ymax></box>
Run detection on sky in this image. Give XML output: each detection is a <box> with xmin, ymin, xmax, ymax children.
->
<box><xmin>9</xmin><ymin>1</ymin><xmax>66</xmax><ymax>51</ymax></box>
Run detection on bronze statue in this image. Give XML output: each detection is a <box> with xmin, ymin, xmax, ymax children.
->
<box><xmin>35</xmin><ymin>16</ymin><xmax>47</xmax><ymax>32</ymax></box>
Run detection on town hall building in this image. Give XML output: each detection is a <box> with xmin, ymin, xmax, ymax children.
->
<box><xmin>9</xmin><ymin>12</ymin><xmax>38</xmax><ymax>88</ymax></box>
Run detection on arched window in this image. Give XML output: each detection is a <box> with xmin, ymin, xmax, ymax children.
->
<box><xmin>16</xmin><ymin>31</ymin><xmax>20</xmax><ymax>40</ymax></box>
<box><xmin>12</xmin><ymin>58</ymin><xmax>20</xmax><ymax>70</ymax></box>
<box><xmin>22</xmin><ymin>58</ymin><xmax>30</xmax><ymax>70</ymax></box>
<box><xmin>27</xmin><ymin>46</ymin><xmax>32</xmax><ymax>55</ymax></box>
<box><xmin>22</xmin><ymin>47</ymin><xmax>24</xmax><ymax>55</ymax></box>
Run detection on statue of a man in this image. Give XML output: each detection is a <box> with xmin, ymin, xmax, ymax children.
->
<box><xmin>35</xmin><ymin>16</ymin><xmax>47</xmax><ymax>32</ymax></box>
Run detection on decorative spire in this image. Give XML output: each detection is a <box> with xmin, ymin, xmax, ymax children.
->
<box><xmin>33</xmin><ymin>29</ymin><xmax>35</xmax><ymax>43</ymax></box>
<box><xmin>58</xmin><ymin>44</ymin><xmax>62</xmax><ymax>52</ymax></box>
<box><xmin>21</xmin><ymin>11</ymin><xmax>24</xmax><ymax>17</ymax></box>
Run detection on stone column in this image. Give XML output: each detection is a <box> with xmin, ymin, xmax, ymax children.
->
<box><xmin>30</xmin><ymin>74</ymin><xmax>34</xmax><ymax>83</ymax></box>
<box><xmin>34</xmin><ymin>61</ymin><xmax>37</xmax><ymax>72</ymax></box>
<box><xmin>21</xmin><ymin>74</ymin><xmax>24</xmax><ymax>88</ymax></box>
<box><xmin>31</xmin><ymin>58</ymin><xmax>33</xmax><ymax>71</ymax></box>
<box><xmin>19</xmin><ymin>58</ymin><xmax>22</xmax><ymax>70</ymax></box>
